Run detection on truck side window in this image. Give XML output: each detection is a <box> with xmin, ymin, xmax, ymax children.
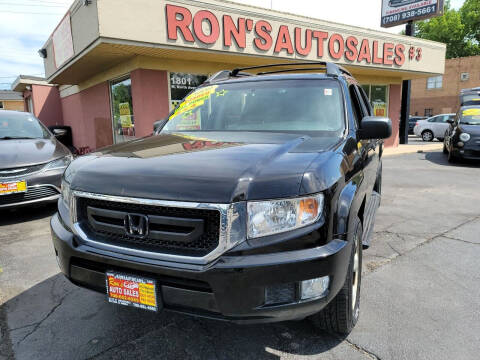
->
<box><xmin>357</xmin><ymin>86</ymin><xmax>373</xmax><ymax>116</ymax></box>
<box><xmin>349</xmin><ymin>85</ymin><xmax>364</xmax><ymax>128</ymax></box>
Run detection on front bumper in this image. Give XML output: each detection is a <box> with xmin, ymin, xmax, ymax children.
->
<box><xmin>451</xmin><ymin>144</ymin><xmax>480</xmax><ymax>160</ymax></box>
<box><xmin>50</xmin><ymin>213</ymin><xmax>352</xmax><ymax>323</ymax></box>
<box><xmin>0</xmin><ymin>169</ymin><xmax>63</xmax><ymax>209</ymax></box>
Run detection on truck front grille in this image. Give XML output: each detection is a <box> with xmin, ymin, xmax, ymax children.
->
<box><xmin>76</xmin><ymin>197</ymin><xmax>221</xmax><ymax>257</ymax></box>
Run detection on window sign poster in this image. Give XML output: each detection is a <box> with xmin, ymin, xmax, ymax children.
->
<box><xmin>52</xmin><ymin>14</ymin><xmax>75</xmax><ymax>68</ymax></box>
<box><xmin>119</xmin><ymin>102</ymin><xmax>132</xmax><ymax>128</ymax></box>
<box><xmin>381</xmin><ymin>0</ymin><xmax>444</xmax><ymax>28</ymax></box>
<box><xmin>170</xmin><ymin>73</ymin><xmax>207</xmax><ymax>101</ymax></box>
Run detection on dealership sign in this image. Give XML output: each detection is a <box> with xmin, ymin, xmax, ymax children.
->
<box><xmin>381</xmin><ymin>0</ymin><xmax>444</xmax><ymax>28</ymax></box>
<box><xmin>166</xmin><ymin>4</ymin><xmax>427</xmax><ymax>68</ymax></box>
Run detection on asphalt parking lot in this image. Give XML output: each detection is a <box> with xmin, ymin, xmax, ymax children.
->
<box><xmin>1</xmin><ymin>149</ymin><xmax>479</xmax><ymax>360</ymax></box>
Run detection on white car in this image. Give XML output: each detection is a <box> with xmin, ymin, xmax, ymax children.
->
<box><xmin>413</xmin><ymin>114</ymin><xmax>456</xmax><ymax>141</ymax></box>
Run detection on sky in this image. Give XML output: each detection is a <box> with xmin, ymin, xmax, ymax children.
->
<box><xmin>0</xmin><ymin>0</ymin><xmax>466</xmax><ymax>90</ymax></box>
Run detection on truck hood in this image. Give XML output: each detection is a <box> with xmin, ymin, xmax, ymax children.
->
<box><xmin>68</xmin><ymin>132</ymin><xmax>341</xmax><ymax>203</ymax></box>
<box><xmin>0</xmin><ymin>138</ymin><xmax>69</xmax><ymax>169</ymax></box>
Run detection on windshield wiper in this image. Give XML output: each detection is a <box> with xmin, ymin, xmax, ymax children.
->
<box><xmin>0</xmin><ymin>136</ymin><xmax>37</xmax><ymax>140</ymax></box>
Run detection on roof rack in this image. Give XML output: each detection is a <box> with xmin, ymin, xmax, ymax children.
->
<box><xmin>230</xmin><ymin>61</ymin><xmax>352</xmax><ymax>77</ymax></box>
<box><xmin>203</xmin><ymin>62</ymin><xmax>352</xmax><ymax>85</ymax></box>
<box><xmin>203</xmin><ymin>69</ymin><xmax>253</xmax><ymax>84</ymax></box>
<box><xmin>460</xmin><ymin>87</ymin><xmax>480</xmax><ymax>93</ymax></box>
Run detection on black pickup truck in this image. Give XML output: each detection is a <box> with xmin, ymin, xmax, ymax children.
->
<box><xmin>51</xmin><ymin>62</ymin><xmax>391</xmax><ymax>334</ymax></box>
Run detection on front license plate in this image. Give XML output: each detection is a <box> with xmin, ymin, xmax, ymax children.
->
<box><xmin>106</xmin><ymin>272</ymin><xmax>158</xmax><ymax>312</ymax></box>
<box><xmin>0</xmin><ymin>180</ymin><xmax>27</xmax><ymax>195</ymax></box>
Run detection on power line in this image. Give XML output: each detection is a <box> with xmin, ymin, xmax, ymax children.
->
<box><xmin>0</xmin><ymin>10</ymin><xmax>64</xmax><ymax>15</ymax></box>
<box><xmin>0</xmin><ymin>0</ymin><xmax>70</xmax><ymax>4</ymax></box>
<box><xmin>0</xmin><ymin>2</ymin><xmax>67</xmax><ymax>7</ymax></box>
<box><xmin>0</xmin><ymin>74</ymin><xmax>44</xmax><ymax>79</ymax></box>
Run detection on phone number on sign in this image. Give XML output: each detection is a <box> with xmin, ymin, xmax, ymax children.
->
<box><xmin>382</xmin><ymin>5</ymin><xmax>437</xmax><ymax>25</ymax></box>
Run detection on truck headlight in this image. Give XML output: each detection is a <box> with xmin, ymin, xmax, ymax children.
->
<box><xmin>61</xmin><ymin>179</ymin><xmax>72</xmax><ymax>209</ymax></box>
<box><xmin>247</xmin><ymin>194</ymin><xmax>324</xmax><ymax>239</ymax></box>
<box><xmin>44</xmin><ymin>155</ymin><xmax>73</xmax><ymax>171</ymax></box>
<box><xmin>459</xmin><ymin>133</ymin><xmax>471</xmax><ymax>142</ymax></box>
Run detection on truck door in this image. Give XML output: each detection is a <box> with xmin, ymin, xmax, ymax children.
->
<box><xmin>356</xmin><ymin>85</ymin><xmax>380</xmax><ymax>193</ymax></box>
<box><xmin>348</xmin><ymin>84</ymin><xmax>378</xmax><ymax>198</ymax></box>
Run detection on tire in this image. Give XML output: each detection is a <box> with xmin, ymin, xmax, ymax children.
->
<box><xmin>421</xmin><ymin>130</ymin><xmax>434</xmax><ymax>142</ymax></box>
<box><xmin>447</xmin><ymin>149</ymin><xmax>457</xmax><ymax>163</ymax></box>
<box><xmin>309</xmin><ymin>217</ymin><xmax>363</xmax><ymax>335</ymax></box>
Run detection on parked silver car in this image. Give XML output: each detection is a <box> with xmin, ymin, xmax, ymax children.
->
<box><xmin>413</xmin><ymin>113</ymin><xmax>456</xmax><ymax>141</ymax></box>
<box><xmin>0</xmin><ymin>111</ymin><xmax>72</xmax><ymax>209</ymax></box>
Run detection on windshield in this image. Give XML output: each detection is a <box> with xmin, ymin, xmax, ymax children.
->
<box><xmin>162</xmin><ymin>79</ymin><xmax>345</xmax><ymax>135</ymax></box>
<box><xmin>0</xmin><ymin>113</ymin><xmax>51</xmax><ymax>140</ymax></box>
<box><xmin>460</xmin><ymin>94</ymin><xmax>480</xmax><ymax>106</ymax></box>
<box><xmin>460</xmin><ymin>108</ymin><xmax>480</xmax><ymax>125</ymax></box>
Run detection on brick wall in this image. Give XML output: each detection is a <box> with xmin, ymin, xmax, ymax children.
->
<box><xmin>410</xmin><ymin>56</ymin><xmax>480</xmax><ymax>116</ymax></box>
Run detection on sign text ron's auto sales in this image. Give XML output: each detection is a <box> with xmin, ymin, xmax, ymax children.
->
<box><xmin>381</xmin><ymin>0</ymin><xmax>444</xmax><ymax>28</ymax></box>
<box><xmin>166</xmin><ymin>4</ymin><xmax>424</xmax><ymax>68</ymax></box>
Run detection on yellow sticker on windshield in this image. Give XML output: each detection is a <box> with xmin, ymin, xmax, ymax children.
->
<box><xmin>462</xmin><ymin>108</ymin><xmax>480</xmax><ymax>116</ymax></box>
<box><xmin>169</xmin><ymin>85</ymin><xmax>218</xmax><ymax>120</ymax></box>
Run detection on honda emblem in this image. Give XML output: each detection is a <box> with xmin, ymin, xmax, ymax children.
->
<box><xmin>124</xmin><ymin>213</ymin><xmax>149</xmax><ymax>238</ymax></box>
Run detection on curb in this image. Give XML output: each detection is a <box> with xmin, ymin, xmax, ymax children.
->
<box><xmin>383</xmin><ymin>145</ymin><xmax>443</xmax><ymax>157</ymax></box>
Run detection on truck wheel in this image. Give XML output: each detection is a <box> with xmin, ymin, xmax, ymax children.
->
<box><xmin>421</xmin><ymin>130</ymin><xmax>434</xmax><ymax>142</ymax></box>
<box><xmin>309</xmin><ymin>217</ymin><xmax>363</xmax><ymax>335</ymax></box>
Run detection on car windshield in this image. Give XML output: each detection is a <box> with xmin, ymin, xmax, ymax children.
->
<box><xmin>460</xmin><ymin>94</ymin><xmax>480</xmax><ymax>106</ymax></box>
<box><xmin>460</xmin><ymin>108</ymin><xmax>480</xmax><ymax>125</ymax></box>
<box><xmin>162</xmin><ymin>79</ymin><xmax>345</xmax><ymax>136</ymax></box>
<box><xmin>0</xmin><ymin>113</ymin><xmax>51</xmax><ymax>140</ymax></box>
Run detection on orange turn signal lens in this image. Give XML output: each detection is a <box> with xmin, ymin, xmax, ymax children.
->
<box><xmin>299</xmin><ymin>198</ymin><xmax>319</xmax><ymax>222</ymax></box>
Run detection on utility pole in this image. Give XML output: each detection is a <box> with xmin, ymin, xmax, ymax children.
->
<box><xmin>399</xmin><ymin>20</ymin><xmax>413</xmax><ymax>144</ymax></box>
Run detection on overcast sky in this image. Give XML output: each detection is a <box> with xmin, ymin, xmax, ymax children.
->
<box><xmin>0</xmin><ymin>0</ymin><xmax>466</xmax><ymax>90</ymax></box>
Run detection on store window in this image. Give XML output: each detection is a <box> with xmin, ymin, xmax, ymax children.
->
<box><xmin>110</xmin><ymin>77</ymin><xmax>134</xmax><ymax>143</ymax></box>
<box><xmin>0</xmin><ymin>101</ymin><xmax>3</xmax><ymax>109</ymax></box>
<box><xmin>361</xmin><ymin>85</ymin><xmax>388</xmax><ymax>117</ymax></box>
<box><xmin>169</xmin><ymin>73</ymin><xmax>207</xmax><ymax>110</ymax></box>
<box><xmin>424</xmin><ymin>108</ymin><xmax>433</xmax><ymax>117</ymax></box>
<box><xmin>427</xmin><ymin>76</ymin><xmax>442</xmax><ymax>89</ymax></box>
<box><xmin>460</xmin><ymin>72</ymin><xmax>469</xmax><ymax>81</ymax></box>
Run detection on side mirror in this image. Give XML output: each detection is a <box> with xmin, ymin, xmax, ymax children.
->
<box><xmin>53</xmin><ymin>128</ymin><xmax>67</xmax><ymax>137</ymax></box>
<box><xmin>153</xmin><ymin>118</ymin><xmax>168</xmax><ymax>134</ymax></box>
<box><xmin>358</xmin><ymin>116</ymin><xmax>392</xmax><ymax>140</ymax></box>
<box><xmin>446</xmin><ymin>119</ymin><xmax>454</xmax><ymax>124</ymax></box>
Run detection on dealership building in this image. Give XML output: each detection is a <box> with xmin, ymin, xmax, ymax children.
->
<box><xmin>21</xmin><ymin>0</ymin><xmax>445</xmax><ymax>150</ymax></box>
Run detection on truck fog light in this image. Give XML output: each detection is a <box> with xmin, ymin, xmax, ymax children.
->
<box><xmin>300</xmin><ymin>276</ymin><xmax>330</xmax><ymax>300</ymax></box>
<box><xmin>457</xmin><ymin>141</ymin><xmax>464</xmax><ymax>147</ymax></box>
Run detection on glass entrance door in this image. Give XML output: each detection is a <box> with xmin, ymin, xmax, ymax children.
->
<box><xmin>111</xmin><ymin>77</ymin><xmax>135</xmax><ymax>143</ymax></box>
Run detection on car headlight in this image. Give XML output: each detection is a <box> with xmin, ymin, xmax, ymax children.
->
<box><xmin>44</xmin><ymin>155</ymin><xmax>73</xmax><ymax>171</ymax></box>
<box><xmin>247</xmin><ymin>194</ymin><xmax>324</xmax><ymax>239</ymax></box>
<box><xmin>61</xmin><ymin>179</ymin><xmax>72</xmax><ymax>209</ymax></box>
<box><xmin>459</xmin><ymin>133</ymin><xmax>471</xmax><ymax>142</ymax></box>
